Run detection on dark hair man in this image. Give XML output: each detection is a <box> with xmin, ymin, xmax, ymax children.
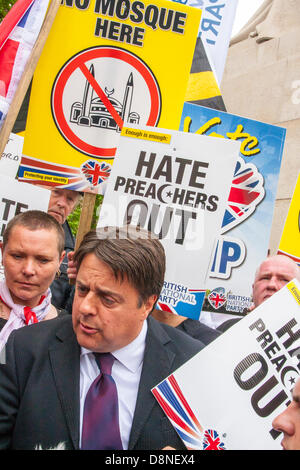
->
<box><xmin>0</xmin><ymin>225</ymin><xmax>204</xmax><ymax>450</ymax></box>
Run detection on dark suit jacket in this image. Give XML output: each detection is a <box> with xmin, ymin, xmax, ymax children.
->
<box><xmin>0</xmin><ymin>315</ymin><xmax>204</xmax><ymax>450</ymax></box>
<box><xmin>176</xmin><ymin>318</ymin><xmax>221</xmax><ymax>346</ymax></box>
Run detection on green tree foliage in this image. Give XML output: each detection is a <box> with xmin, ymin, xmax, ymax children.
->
<box><xmin>0</xmin><ymin>0</ymin><xmax>18</xmax><ymax>22</ymax></box>
<box><xmin>67</xmin><ymin>194</ymin><xmax>103</xmax><ymax>237</ymax></box>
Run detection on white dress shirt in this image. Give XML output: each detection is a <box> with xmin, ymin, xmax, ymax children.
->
<box><xmin>79</xmin><ymin>320</ymin><xmax>147</xmax><ymax>449</ymax></box>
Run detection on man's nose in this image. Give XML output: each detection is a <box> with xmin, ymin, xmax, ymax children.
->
<box><xmin>79</xmin><ymin>292</ymin><xmax>98</xmax><ymax>316</ymax></box>
<box><xmin>56</xmin><ymin>196</ymin><xmax>67</xmax><ymax>208</ymax></box>
<box><xmin>267</xmin><ymin>276</ymin><xmax>280</xmax><ymax>291</ymax></box>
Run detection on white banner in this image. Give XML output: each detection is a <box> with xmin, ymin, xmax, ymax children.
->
<box><xmin>153</xmin><ymin>280</ymin><xmax>300</xmax><ymax>450</ymax></box>
<box><xmin>97</xmin><ymin>124</ymin><xmax>240</xmax><ymax>319</ymax></box>
<box><xmin>0</xmin><ymin>133</ymin><xmax>23</xmax><ymax>179</ymax></box>
<box><xmin>171</xmin><ymin>0</ymin><xmax>238</xmax><ymax>83</ymax></box>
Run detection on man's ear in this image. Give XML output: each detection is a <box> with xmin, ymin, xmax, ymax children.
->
<box><xmin>143</xmin><ymin>295</ymin><xmax>158</xmax><ymax>319</ymax></box>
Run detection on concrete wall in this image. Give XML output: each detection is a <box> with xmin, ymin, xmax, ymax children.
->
<box><xmin>221</xmin><ymin>19</ymin><xmax>300</xmax><ymax>254</ymax></box>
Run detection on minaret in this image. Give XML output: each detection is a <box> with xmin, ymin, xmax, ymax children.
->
<box><xmin>79</xmin><ymin>63</ymin><xmax>95</xmax><ymax>126</ymax></box>
<box><xmin>121</xmin><ymin>73</ymin><xmax>134</xmax><ymax>124</ymax></box>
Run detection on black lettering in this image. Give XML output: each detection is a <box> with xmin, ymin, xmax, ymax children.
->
<box><xmin>94</xmin><ymin>17</ymin><xmax>109</xmax><ymax>37</ymax></box>
<box><xmin>257</xmin><ymin>330</ymin><xmax>273</xmax><ymax>349</ymax></box>
<box><xmin>15</xmin><ymin>203</ymin><xmax>28</xmax><ymax>215</ymax></box>
<box><xmin>189</xmin><ymin>161</ymin><xmax>209</xmax><ymax>189</ymax></box>
<box><xmin>172</xmin><ymin>187</ymin><xmax>185</xmax><ymax>205</ymax></box>
<box><xmin>207</xmin><ymin>195</ymin><xmax>218</xmax><ymax>212</ymax></box>
<box><xmin>124</xmin><ymin>178</ymin><xmax>137</xmax><ymax>194</ymax></box>
<box><xmin>158</xmin><ymin>8</ymin><xmax>174</xmax><ymax>30</ymax></box>
<box><xmin>271</xmin><ymin>354</ymin><xmax>287</xmax><ymax>372</ymax></box>
<box><xmin>135</xmin><ymin>151</ymin><xmax>156</xmax><ymax>178</ymax></box>
<box><xmin>114</xmin><ymin>176</ymin><xmax>126</xmax><ymax>190</ymax></box>
<box><xmin>130</xmin><ymin>1</ymin><xmax>144</xmax><ymax>23</ymax></box>
<box><xmin>251</xmin><ymin>376</ymin><xmax>288</xmax><ymax>418</ymax></box>
<box><xmin>124</xmin><ymin>199</ymin><xmax>148</xmax><ymax>227</ymax></box>
<box><xmin>175</xmin><ymin>209</ymin><xmax>196</xmax><ymax>245</ymax></box>
<box><xmin>234</xmin><ymin>353</ymin><xmax>268</xmax><ymax>390</ymax></box>
<box><xmin>148</xmin><ymin>203</ymin><xmax>173</xmax><ymax>239</ymax></box>
<box><xmin>172</xmin><ymin>11</ymin><xmax>186</xmax><ymax>33</ymax></box>
<box><xmin>152</xmin><ymin>156</ymin><xmax>172</xmax><ymax>182</ymax></box>
<box><xmin>144</xmin><ymin>4</ymin><xmax>159</xmax><ymax>30</ymax></box>
<box><xmin>2</xmin><ymin>198</ymin><xmax>16</xmax><ymax>220</ymax></box>
<box><xmin>249</xmin><ymin>318</ymin><xmax>266</xmax><ymax>333</ymax></box>
<box><xmin>75</xmin><ymin>0</ymin><xmax>90</xmax><ymax>9</ymax></box>
<box><xmin>174</xmin><ymin>157</ymin><xmax>192</xmax><ymax>184</ymax></box>
<box><xmin>94</xmin><ymin>0</ymin><xmax>115</xmax><ymax>15</ymax></box>
<box><xmin>115</xmin><ymin>0</ymin><xmax>130</xmax><ymax>19</ymax></box>
<box><xmin>194</xmin><ymin>192</ymin><xmax>207</xmax><ymax>209</ymax></box>
<box><xmin>276</xmin><ymin>319</ymin><xmax>300</xmax><ymax>349</ymax></box>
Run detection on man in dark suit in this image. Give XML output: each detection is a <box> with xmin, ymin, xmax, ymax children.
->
<box><xmin>0</xmin><ymin>225</ymin><xmax>204</xmax><ymax>450</ymax></box>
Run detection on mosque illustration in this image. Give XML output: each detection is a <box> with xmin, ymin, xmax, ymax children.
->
<box><xmin>70</xmin><ymin>64</ymin><xmax>140</xmax><ymax>131</ymax></box>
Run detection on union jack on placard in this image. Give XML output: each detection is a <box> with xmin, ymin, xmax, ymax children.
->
<box><xmin>208</xmin><ymin>287</ymin><xmax>226</xmax><ymax>310</ymax></box>
<box><xmin>221</xmin><ymin>158</ymin><xmax>265</xmax><ymax>234</ymax></box>
<box><xmin>81</xmin><ymin>160</ymin><xmax>111</xmax><ymax>186</ymax></box>
<box><xmin>152</xmin><ymin>374</ymin><xmax>203</xmax><ymax>449</ymax></box>
<box><xmin>203</xmin><ymin>429</ymin><xmax>226</xmax><ymax>450</ymax></box>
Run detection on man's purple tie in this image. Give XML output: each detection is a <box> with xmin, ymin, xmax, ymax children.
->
<box><xmin>81</xmin><ymin>352</ymin><xmax>123</xmax><ymax>450</ymax></box>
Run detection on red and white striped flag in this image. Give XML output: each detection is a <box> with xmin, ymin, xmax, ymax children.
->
<box><xmin>0</xmin><ymin>0</ymin><xmax>49</xmax><ymax>129</ymax></box>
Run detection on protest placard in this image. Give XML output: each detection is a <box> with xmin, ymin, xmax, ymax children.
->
<box><xmin>18</xmin><ymin>0</ymin><xmax>201</xmax><ymax>194</ymax></box>
<box><xmin>180</xmin><ymin>103</ymin><xmax>286</xmax><ymax>327</ymax></box>
<box><xmin>0</xmin><ymin>133</ymin><xmax>23</xmax><ymax>179</ymax></box>
<box><xmin>0</xmin><ymin>175</ymin><xmax>50</xmax><ymax>279</ymax></box>
<box><xmin>97</xmin><ymin>123</ymin><xmax>240</xmax><ymax>318</ymax></box>
<box><xmin>170</xmin><ymin>0</ymin><xmax>238</xmax><ymax>84</ymax></box>
<box><xmin>152</xmin><ymin>279</ymin><xmax>300</xmax><ymax>450</ymax></box>
<box><xmin>278</xmin><ymin>173</ymin><xmax>300</xmax><ymax>266</ymax></box>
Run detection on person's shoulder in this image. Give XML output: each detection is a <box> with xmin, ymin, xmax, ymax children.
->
<box><xmin>179</xmin><ymin>318</ymin><xmax>221</xmax><ymax>344</ymax></box>
<box><xmin>7</xmin><ymin>314</ymin><xmax>73</xmax><ymax>350</ymax></box>
<box><xmin>147</xmin><ymin>316</ymin><xmax>204</xmax><ymax>359</ymax></box>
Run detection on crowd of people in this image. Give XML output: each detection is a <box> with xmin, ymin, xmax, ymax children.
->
<box><xmin>0</xmin><ymin>189</ymin><xmax>299</xmax><ymax>450</ymax></box>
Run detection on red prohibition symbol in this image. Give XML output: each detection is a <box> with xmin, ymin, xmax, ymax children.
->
<box><xmin>51</xmin><ymin>46</ymin><xmax>161</xmax><ymax>159</ymax></box>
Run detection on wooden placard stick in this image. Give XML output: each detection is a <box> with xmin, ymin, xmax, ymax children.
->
<box><xmin>69</xmin><ymin>192</ymin><xmax>96</xmax><ymax>286</ymax></box>
<box><xmin>74</xmin><ymin>192</ymin><xmax>97</xmax><ymax>251</ymax></box>
<box><xmin>0</xmin><ymin>0</ymin><xmax>61</xmax><ymax>157</ymax></box>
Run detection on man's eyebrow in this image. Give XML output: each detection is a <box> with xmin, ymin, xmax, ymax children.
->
<box><xmin>95</xmin><ymin>287</ymin><xmax>124</xmax><ymax>303</ymax></box>
<box><xmin>76</xmin><ymin>279</ymin><xmax>124</xmax><ymax>302</ymax></box>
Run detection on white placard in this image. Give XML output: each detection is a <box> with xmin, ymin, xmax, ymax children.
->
<box><xmin>0</xmin><ymin>133</ymin><xmax>23</xmax><ymax>179</ymax></box>
<box><xmin>97</xmin><ymin>124</ymin><xmax>240</xmax><ymax>319</ymax></box>
<box><xmin>0</xmin><ymin>175</ymin><xmax>51</xmax><ymax>279</ymax></box>
<box><xmin>153</xmin><ymin>280</ymin><xmax>300</xmax><ymax>450</ymax></box>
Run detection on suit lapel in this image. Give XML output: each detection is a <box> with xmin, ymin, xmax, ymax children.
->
<box><xmin>49</xmin><ymin>320</ymin><xmax>81</xmax><ymax>449</ymax></box>
<box><xmin>128</xmin><ymin>317</ymin><xmax>175</xmax><ymax>450</ymax></box>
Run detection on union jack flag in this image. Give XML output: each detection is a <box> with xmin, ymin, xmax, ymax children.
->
<box><xmin>81</xmin><ymin>160</ymin><xmax>111</xmax><ymax>186</ymax></box>
<box><xmin>0</xmin><ymin>0</ymin><xmax>48</xmax><ymax>128</ymax></box>
<box><xmin>152</xmin><ymin>374</ymin><xmax>203</xmax><ymax>449</ymax></box>
<box><xmin>221</xmin><ymin>158</ymin><xmax>265</xmax><ymax>234</ymax></box>
<box><xmin>208</xmin><ymin>288</ymin><xmax>226</xmax><ymax>310</ymax></box>
<box><xmin>203</xmin><ymin>429</ymin><xmax>226</xmax><ymax>450</ymax></box>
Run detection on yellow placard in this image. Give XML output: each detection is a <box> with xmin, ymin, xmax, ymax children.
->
<box><xmin>278</xmin><ymin>173</ymin><xmax>300</xmax><ymax>263</ymax></box>
<box><xmin>20</xmin><ymin>0</ymin><xmax>201</xmax><ymax>192</ymax></box>
<box><xmin>287</xmin><ymin>281</ymin><xmax>300</xmax><ymax>305</ymax></box>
